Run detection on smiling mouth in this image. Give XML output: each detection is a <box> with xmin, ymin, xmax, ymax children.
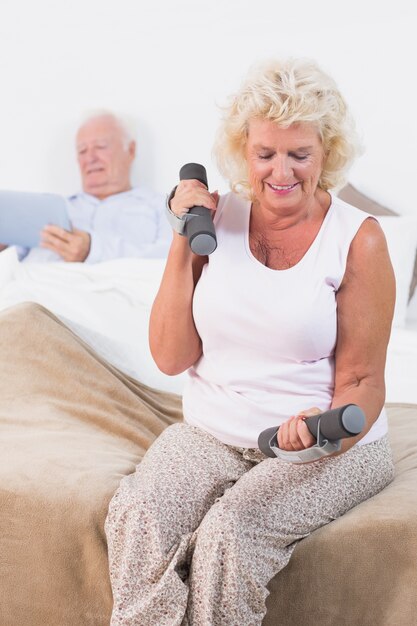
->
<box><xmin>268</xmin><ymin>182</ymin><xmax>298</xmax><ymax>191</ymax></box>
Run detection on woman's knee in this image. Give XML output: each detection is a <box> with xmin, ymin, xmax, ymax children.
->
<box><xmin>195</xmin><ymin>495</ymin><xmax>247</xmax><ymax>555</ymax></box>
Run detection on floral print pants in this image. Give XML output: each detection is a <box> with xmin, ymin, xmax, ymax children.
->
<box><xmin>105</xmin><ymin>423</ymin><xmax>394</xmax><ymax>626</ymax></box>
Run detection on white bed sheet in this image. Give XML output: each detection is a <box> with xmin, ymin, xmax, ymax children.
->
<box><xmin>385</xmin><ymin>322</ymin><xmax>417</xmax><ymax>404</ymax></box>
<box><xmin>0</xmin><ymin>247</ymin><xmax>186</xmax><ymax>394</ymax></box>
<box><xmin>1</xmin><ymin>246</ymin><xmax>416</xmax><ymax>403</ymax></box>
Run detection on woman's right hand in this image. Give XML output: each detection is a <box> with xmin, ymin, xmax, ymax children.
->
<box><xmin>151</xmin><ymin>178</ymin><xmax>215</xmax><ymax>375</ymax></box>
<box><xmin>277</xmin><ymin>408</ymin><xmax>319</xmax><ymax>452</ymax></box>
<box><xmin>170</xmin><ymin>179</ymin><xmax>219</xmax><ymax>219</ymax></box>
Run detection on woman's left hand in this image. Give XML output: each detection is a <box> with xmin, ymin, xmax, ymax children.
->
<box><xmin>277</xmin><ymin>408</ymin><xmax>319</xmax><ymax>451</ymax></box>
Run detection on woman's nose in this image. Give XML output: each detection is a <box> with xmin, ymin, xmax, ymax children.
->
<box><xmin>272</xmin><ymin>156</ymin><xmax>291</xmax><ymax>181</ymax></box>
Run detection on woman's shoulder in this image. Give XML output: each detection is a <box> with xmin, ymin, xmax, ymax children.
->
<box><xmin>217</xmin><ymin>190</ymin><xmax>249</xmax><ymax>208</ymax></box>
<box><xmin>214</xmin><ymin>191</ymin><xmax>250</xmax><ymax>224</ymax></box>
<box><xmin>334</xmin><ymin>194</ymin><xmax>388</xmax><ymax>272</ymax></box>
<box><xmin>327</xmin><ymin>192</ymin><xmax>384</xmax><ymax>241</ymax></box>
<box><xmin>330</xmin><ymin>192</ymin><xmax>373</xmax><ymax>222</ymax></box>
<box><xmin>331</xmin><ymin>192</ymin><xmax>383</xmax><ymax>234</ymax></box>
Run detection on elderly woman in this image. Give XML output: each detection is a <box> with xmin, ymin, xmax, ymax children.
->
<box><xmin>105</xmin><ymin>58</ymin><xmax>395</xmax><ymax>625</ymax></box>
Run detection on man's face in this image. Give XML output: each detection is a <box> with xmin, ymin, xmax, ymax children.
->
<box><xmin>76</xmin><ymin>116</ymin><xmax>135</xmax><ymax>199</ymax></box>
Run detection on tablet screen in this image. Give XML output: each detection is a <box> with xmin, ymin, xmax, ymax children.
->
<box><xmin>0</xmin><ymin>191</ymin><xmax>72</xmax><ymax>248</ymax></box>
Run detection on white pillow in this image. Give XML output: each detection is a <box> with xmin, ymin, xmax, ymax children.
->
<box><xmin>376</xmin><ymin>216</ymin><xmax>417</xmax><ymax>327</ymax></box>
<box><xmin>406</xmin><ymin>282</ymin><xmax>417</xmax><ymax>323</ymax></box>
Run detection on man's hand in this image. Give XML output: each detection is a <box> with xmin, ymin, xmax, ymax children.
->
<box><xmin>41</xmin><ymin>225</ymin><xmax>91</xmax><ymax>262</ymax></box>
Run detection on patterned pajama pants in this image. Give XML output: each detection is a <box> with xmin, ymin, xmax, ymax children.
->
<box><xmin>105</xmin><ymin>423</ymin><xmax>394</xmax><ymax>626</ymax></box>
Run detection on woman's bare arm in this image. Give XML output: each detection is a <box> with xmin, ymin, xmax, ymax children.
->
<box><xmin>149</xmin><ymin>180</ymin><xmax>218</xmax><ymax>375</ymax></box>
<box><xmin>331</xmin><ymin>217</ymin><xmax>395</xmax><ymax>452</ymax></box>
<box><xmin>149</xmin><ymin>235</ymin><xmax>206</xmax><ymax>375</ymax></box>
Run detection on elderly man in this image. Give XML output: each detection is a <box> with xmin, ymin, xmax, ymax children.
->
<box><xmin>18</xmin><ymin>112</ymin><xmax>171</xmax><ymax>263</ymax></box>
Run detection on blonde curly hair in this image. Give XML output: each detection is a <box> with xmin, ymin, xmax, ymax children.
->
<box><xmin>213</xmin><ymin>58</ymin><xmax>362</xmax><ymax>196</ymax></box>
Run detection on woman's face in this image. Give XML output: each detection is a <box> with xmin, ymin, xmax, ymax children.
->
<box><xmin>245</xmin><ymin>119</ymin><xmax>325</xmax><ymax>212</ymax></box>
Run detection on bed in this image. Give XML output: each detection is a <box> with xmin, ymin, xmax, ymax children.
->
<box><xmin>1</xmin><ymin>185</ymin><xmax>417</xmax><ymax>626</ymax></box>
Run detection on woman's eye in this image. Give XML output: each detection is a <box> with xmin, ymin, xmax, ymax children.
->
<box><xmin>258</xmin><ymin>154</ymin><xmax>273</xmax><ymax>160</ymax></box>
<box><xmin>292</xmin><ymin>154</ymin><xmax>309</xmax><ymax>161</ymax></box>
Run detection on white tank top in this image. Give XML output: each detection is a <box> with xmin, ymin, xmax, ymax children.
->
<box><xmin>182</xmin><ymin>192</ymin><xmax>387</xmax><ymax>448</ymax></box>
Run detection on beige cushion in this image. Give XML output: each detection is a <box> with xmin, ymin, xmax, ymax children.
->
<box><xmin>1</xmin><ymin>304</ymin><xmax>416</xmax><ymax>626</ymax></box>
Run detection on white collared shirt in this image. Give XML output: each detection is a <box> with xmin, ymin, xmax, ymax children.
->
<box><xmin>20</xmin><ymin>187</ymin><xmax>171</xmax><ymax>263</ymax></box>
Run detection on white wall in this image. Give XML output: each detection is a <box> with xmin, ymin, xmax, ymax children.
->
<box><xmin>0</xmin><ymin>0</ymin><xmax>415</xmax><ymax>214</ymax></box>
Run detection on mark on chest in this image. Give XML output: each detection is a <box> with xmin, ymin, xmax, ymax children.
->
<box><xmin>249</xmin><ymin>233</ymin><xmax>305</xmax><ymax>269</ymax></box>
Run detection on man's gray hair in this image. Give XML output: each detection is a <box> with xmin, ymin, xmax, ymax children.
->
<box><xmin>77</xmin><ymin>109</ymin><xmax>136</xmax><ymax>150</ymax></box>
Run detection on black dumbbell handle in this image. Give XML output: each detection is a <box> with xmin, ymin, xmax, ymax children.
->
<box><xmin>179</xmin><ymin>163</ymin><xmax>217</xmax><ymax>256</ymax></box>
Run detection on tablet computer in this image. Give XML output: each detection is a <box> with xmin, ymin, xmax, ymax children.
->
<box><xmin>0</xmin><ymin>190</ymin><xmax>72</xmax><ymax>248</ymax></box>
